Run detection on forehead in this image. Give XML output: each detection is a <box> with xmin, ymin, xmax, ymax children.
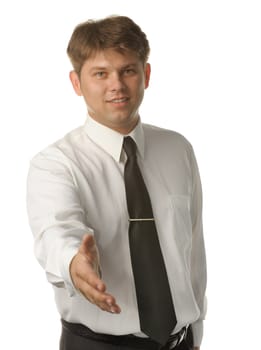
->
<box><xmin>82</xmin><ymin>48</ymin><xmax>142</xmax><ymax>70</ymax></box>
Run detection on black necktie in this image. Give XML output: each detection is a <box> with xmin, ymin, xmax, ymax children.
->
<box><xmin>123</xmin><ymin>136</ymin><xmax>177</xmax><ymax>345</ymax></box>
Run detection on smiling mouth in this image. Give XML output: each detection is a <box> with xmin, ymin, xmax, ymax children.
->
<box><xmin>107</xmin><ymin>97</ymin><xmax>129</xmax><ymax>103</ymax></box>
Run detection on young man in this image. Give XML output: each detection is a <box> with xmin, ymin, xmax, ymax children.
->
<box><xmin>27</xmin><ymin>16</ymin><xmax>206</xmax><ymax>350</ymax></box>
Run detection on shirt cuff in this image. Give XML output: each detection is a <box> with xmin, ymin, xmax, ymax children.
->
<box><xmin>59</xmin><ymin>244</ymin><xmax>80</xmax><ymax>297</ymax></box>
<box><xmin>191</xmin><ymin>320</ymin><xmax>203</xmax><ymax>347</ymax></box>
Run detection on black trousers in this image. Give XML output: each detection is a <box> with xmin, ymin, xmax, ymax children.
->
<box><xmin>60</xmin><ymin>322</ymin><xmax>194</xmax><ymax>350</ymax></box>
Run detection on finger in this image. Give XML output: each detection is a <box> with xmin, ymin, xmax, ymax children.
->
<box><xmin>79</xmin><ymin>281</ymin><xmax>121</xmax><ymax>313</ymax></box>
<box><xmin>98</xmin><ymin>301</ymin><xmax>121</xmax><ymax>314</ymax></box>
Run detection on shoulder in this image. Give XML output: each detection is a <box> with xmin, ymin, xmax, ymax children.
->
<box><xmin>141</xmin><ymin>123</ymin><xmax>200</xmax><ymax>179</ymax></box>
<box><xmin>142</xmin><ymin>123</ymin><xmax>193</xmax><ymax>151</ymax></box>
<box><xmin>31</xmin><ymin>126</ymin><xmax>84</xmax><ymax>161</ymax></box>
<box><xmin>29</xmin><ymin>125</ymin><xmax>86</xmax><ymax>172</ymax></box>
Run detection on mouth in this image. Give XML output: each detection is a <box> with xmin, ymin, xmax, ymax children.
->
<box><xmin>107</xmin><ymin>97</ymin><xmax>129</xmax><ymax>104</ymax></box>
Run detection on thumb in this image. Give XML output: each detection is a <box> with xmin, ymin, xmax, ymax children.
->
<box><xmin>79</xmin><ymin>234</ymin><xmax>102</xmax><ymax>279</ymax></box>
<box><xmin>79</xmin><ymin>234</ymin><xmax>97</xmax><ymax>256</ymax></box>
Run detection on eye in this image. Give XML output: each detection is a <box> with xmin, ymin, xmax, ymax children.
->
<box><xmin>123</xmin><ymin>68</ymin><xmax>136</xmax><ymax>76</ymax></box>
<box><xmin>95</xmin><ymin>71</ymin><xmax>107</xmax><ymax>79</ymax></box>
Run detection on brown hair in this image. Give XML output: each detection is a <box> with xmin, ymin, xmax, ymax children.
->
<box><xmin>67</xmin><ymin>15</ymin><xmax>150</xmax><ymax>74</ymax></box>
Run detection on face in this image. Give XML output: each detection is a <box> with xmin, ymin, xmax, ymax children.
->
<box><xmin>70</xmin><ymin>48</ymin><xmax>151</xmax><ymax>134</ymax></box>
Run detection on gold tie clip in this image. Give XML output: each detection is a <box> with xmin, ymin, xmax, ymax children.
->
<box><xmin>128</xmin><ymin>218</ymin><xmax>155</xmax><ymax>222</ymax></box>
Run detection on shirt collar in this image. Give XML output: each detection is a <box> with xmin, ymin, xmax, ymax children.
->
<box><xmin>83</xmin><ymin>114</ymin><xmax>145</xmax><ymax>162</ymax></box>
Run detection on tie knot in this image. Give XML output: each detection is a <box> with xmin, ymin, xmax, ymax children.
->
<box><xmin>123</xmin><ymin>136</ymin><xmax>137</xmax><ymax>158</ymax></box>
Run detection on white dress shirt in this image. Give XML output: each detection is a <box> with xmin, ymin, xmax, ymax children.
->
<box><xmin>27</xmin><ymin>115</ymin><xmax>207</xmax><ymax>346</ymax></box>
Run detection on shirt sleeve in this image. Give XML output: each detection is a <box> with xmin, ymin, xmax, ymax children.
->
<box><xmin>26</xmin><ymin>148</ymin><xmax>93</xmax><ymax>296</ymax></box>
<box><xmin>188</xmin><ymin>145</ymin><xmax>207</xmax><ymax>347</ymax></box>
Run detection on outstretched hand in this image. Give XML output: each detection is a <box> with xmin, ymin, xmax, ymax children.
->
<box><xmin>70</xmin><ymin>234</ymin><xmax>121</xmax><ymax>314</ymax></box>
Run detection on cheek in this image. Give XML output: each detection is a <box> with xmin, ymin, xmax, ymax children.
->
<box><xmin>82</xmin><ymin>84</ymin><xmax>101</xmax><ymax>99</ymax></box>
<box><xmin>135</xmin><ymin>79</ymin><xmax>145</xmax><ymax>97</ymax></box>
<box><xmin>82</xmin><ymin>85</ymin><xmax>107</xmax><ymax>109</ymax></box>
<box><xmin>130</xmin><ymin>77</ymin><xmax>145</xmax><ymax>95</ymax></box>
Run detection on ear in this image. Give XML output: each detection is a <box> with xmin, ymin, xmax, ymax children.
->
<box><xmin>144</xmin><ymin>63</ymin><xmax>151</xmax><ymax>89</ymax></box>
<box><xmin>69</xmin><ymin>71</ymin><xmax>82</xmax><ymax>96</ymax></box>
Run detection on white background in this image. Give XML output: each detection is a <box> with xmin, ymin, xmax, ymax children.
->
<box><xmin>0</xmin><ymin>0</ymin><xmax>260</xmax><ymax>349</ymax></box>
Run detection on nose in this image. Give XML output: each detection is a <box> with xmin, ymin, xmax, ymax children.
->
<box><xmin>109</xmin><ymin>72</ymin><xmax>125</xmax><ymax>92</ymax></box>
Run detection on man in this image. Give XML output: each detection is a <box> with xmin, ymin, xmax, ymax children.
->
<box><xmin>27</xmin><ymin>15</ymin><xmax>206</xmax><ymax>350</ymax></box>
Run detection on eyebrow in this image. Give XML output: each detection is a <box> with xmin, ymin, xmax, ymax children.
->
<box><xmin>121</xmin><ymin>63</ymin><xmax>138</xmax><ymax>69</ymax></box>
<box><xmin>89</xmin><ymin>63</ymin><xmax>139</xmax><ymax>73</ymax></box>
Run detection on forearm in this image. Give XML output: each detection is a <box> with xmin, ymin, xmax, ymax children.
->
<box><xmin>27</xmin><ymin>154</ymin><xmax>92</xmax><ymax>293</ymax></box>
<box><xmin>34</xmin><ymin>225</ymin><xmax>86</xmax><ymax>290</ymax></box>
